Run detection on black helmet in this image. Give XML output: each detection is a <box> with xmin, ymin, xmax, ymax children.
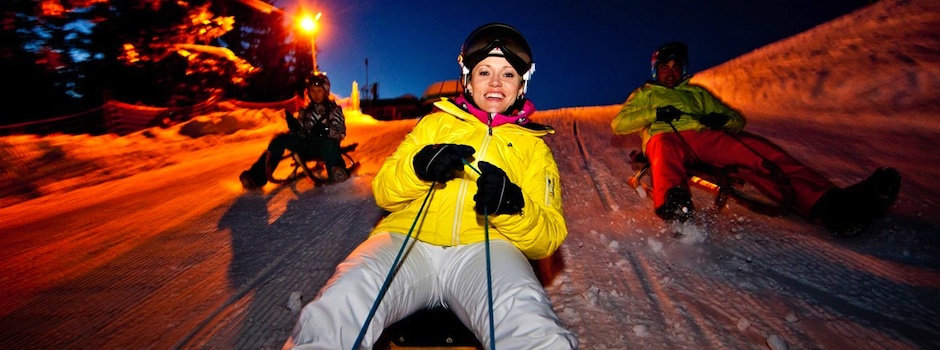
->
<box><xmin>306</xmin><ymin>72</ymin><xmax>331</xmax><ymax>93</ymax></box>
<box><xmin>458</xmin><ymin>23</ymin><xmax>535</xmax><ymax>85</ymax></box>
<box><xmin>650</xmin><ymin>42</ymin><xmax>688</xmax><ymax>80</ymax></box>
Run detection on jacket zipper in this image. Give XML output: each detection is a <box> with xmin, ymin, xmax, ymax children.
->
<box><xmin>488</xmin><ymin>112</ymin><xmax>494</xmax><ymax>135</ymax></box>
<box><xmin>452</xmin><ymin>116</ymin><xmax>495</xmax><ymax>244</ymax></box>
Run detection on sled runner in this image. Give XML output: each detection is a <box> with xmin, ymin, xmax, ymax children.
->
<box><xmin>267</xmin><ymin>142</ymin><xmax>359</xmax><ymax>185</ymax></box>
<box><xmin>628</xmin><ymin>149</ymin><xmax>795</xmax><ymax>216</ymax></box>
<box><xmin>374</xmin><ymin>307</ymin><xmax>483</xmax><ymax>350</ymax></box>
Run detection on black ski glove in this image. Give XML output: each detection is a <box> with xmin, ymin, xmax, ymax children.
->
<box><xmin>413</xmin><ymin>144</ymin><xmax>476</xmax><ymax>183</ymax></box>
<box><xmin>285</xmin><ymin>110</ymin><xmax>302</xmax><ymax>133</ymax></box>
<box><xmin>699</xmin><ymin>113</ymin><xmax>730</xmax><ymax>129</ymax></box>
<box><xmin>312</xmin><ymin>120</ymin><xmax>330</xmax><ymax>138</ymax></box>
<box><xmin>656</xmin><ymin>106</ymin><xmax>683</xmax><ymax>123</ymax></box>
<box><xmin>474</xmin><ymin>161</ymin><xmax>524</xmax><ymax>215</ymax></box>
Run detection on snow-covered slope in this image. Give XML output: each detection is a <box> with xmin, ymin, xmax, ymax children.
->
<box><xmin>0</xmin><ymin>0</ymin><xmax>938</xmax><ymax>349</ymax></box>
<box><xmin>692</xmin><ymin>0</ymin><xmax>940</xmax><ymax>125</ymax></box>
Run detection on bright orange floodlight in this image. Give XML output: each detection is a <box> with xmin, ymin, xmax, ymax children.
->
<box><xmin>298</xmin><ymin>12</ymin><xmax>322</xmax><ymax>35</ymax></box>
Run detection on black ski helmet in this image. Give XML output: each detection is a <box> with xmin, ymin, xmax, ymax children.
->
<box><xmin>458</xmin><ymin>23</ymin><xmax>535</xmax><ymax>94</ymax></box>
<box><xmin>306</xmin><ymin>72</ymin><xmax>331</xmax><ymax>93</ymax></box>
<box><xmin>651</xmin><ymin>42</ymin><xmax>688</xmax><ymax>80</ymax></box>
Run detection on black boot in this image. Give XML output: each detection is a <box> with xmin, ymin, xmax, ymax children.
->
<box><xmin>847</xmin><ymin>167</ymin><xmax>901</xmax><ymax>215</ymax></box>
<box><xmin>810</xmin><ymin>188</ymin><xmax>860</xmax><ymax>235</ymax></box>
<box><xmin>240</xmin><ymin>152</ymin><xmax>272</xmax><ymax>189</ymax></box>
<box><xmin>810</xmin><ymin>167</ymin><xmax>901</xmax><ymax>236</ymax></box>
<box><xmin>329</xmin><ymin>166</ymin><xmax>348</xmax><ymax>183</ymax></box>
<box><xmin>239</xmin><ymin>170</ymin><xmax>263</xmax><ymax>189</ymax></box>
<box><xmin>656</xmin><ymin>187</ymin><xmax>695</xmax><ymax>222</ymax></box>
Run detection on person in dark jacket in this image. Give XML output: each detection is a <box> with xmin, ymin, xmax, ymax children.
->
<box><xmin>611</xmin><ymin>42</ymin><xmax>901</xmax><ymax>235</ymax></box>
<box><xmin>239</xmin><ymin>72</ymin><xmax>348</xmax><ymax>188</ymax></box>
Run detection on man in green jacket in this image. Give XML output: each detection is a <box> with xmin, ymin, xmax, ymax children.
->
<box><xmin>611</xmin><ymin>42</ymin><xmax>900</xmax><ymax>235</ymax></box>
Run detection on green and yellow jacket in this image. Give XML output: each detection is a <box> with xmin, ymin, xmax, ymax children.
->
<box><xmin>371</xmin><ymin>98</ymin><xmax>567</xmax><ymax>260</ymax></box>
<box><xmin>611</xmin><ymin>77</ymin><xmax>746</xmax><ymax>152</ymax></box>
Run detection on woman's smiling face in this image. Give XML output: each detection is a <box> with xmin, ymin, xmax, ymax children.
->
<box><xmin>467</xmin><ymin>55</ymin><xmax>524</xmax><ymax>114</ymax></box>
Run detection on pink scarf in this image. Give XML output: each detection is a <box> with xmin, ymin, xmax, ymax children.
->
<box><xmin>454</xmin><ymin>95</ymin><xmax>535</xmax><ymax>127</ymax></box>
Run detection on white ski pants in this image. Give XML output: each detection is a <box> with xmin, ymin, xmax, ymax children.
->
<box><xmin>283</xmin><ymin>232</ymin><xmax>578</xmax><ymax>350</ymax></box>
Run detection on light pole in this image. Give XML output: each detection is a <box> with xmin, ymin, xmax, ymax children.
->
<box><xmin>298</xmin><ymin>12</ymin><xmax>322</xmax><ymax>74</ymax></box>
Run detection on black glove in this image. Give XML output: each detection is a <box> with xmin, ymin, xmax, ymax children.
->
<box><xmin>285</xmin><ymin>110</ymin><xmax>302</xmax><ymax>133</ymax></box>
<box><xmin>413</xmin><ymin>144</ymin><xmax>475</xmax><ymax>182</ymax></box>
<box><xmin>474</xmin><ymin>161</ymin><xmax>524</xmax><ymax>215</ymax></box>
<box><xmin>655</xmin><ymin>106</ymin><xmax>683</xmax><ymax>123</ymax></box>
<box><xmin>699</xmin><ymin>113</ymin><xmax>730</xmax><ymax>129</ymax></box>
<box><xmin>312</xmin><ymin>120</ymin><xmax>330</xmax><ymax>138</ymax></box>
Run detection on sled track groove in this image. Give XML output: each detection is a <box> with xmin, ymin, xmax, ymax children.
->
<box><xmin>571</xmin><ymin>121</ymin><xmax>613</xmax><ymax>211</ymax></box>
<box><xmin>624</xmin><ymin>251</ymin><xmax>685</xmax><ymax>349</ymax></box>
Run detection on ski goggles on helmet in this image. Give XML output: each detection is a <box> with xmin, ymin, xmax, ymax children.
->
<box><xmin>459</xmin><ymin>23</ymin><xmax>534</xmax><ymax>80</ymax></box>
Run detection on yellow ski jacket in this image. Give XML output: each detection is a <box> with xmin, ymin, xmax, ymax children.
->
<box><xmin>371</xmin><ymin>98</ymin><xmax>567</xmax><ymax>260</ymax></box>
<box><xmin>611</xmin><ymin>77</ymin><xmax>746</xmax><ymax>152</ymax></box>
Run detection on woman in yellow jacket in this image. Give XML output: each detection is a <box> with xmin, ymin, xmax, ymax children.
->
<box><xmin>283</xmin><ymin>23</ymin><xmax>577</xmax><ymax>350</ymax></box>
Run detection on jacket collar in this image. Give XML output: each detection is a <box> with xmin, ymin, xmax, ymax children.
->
<box><xmin>646</xmin><ymin>75</ymin><xmax>694</xmax><ymax>89</ymax></box>
<box><xmin>432</xmin><ymin>98</ymin><xmax>554</xmax><ymax>136</ymax></box>
<box><xmin>452</xmin><ymin>95</ymin><xmax>534</xmax><ymax>127</ymax></box>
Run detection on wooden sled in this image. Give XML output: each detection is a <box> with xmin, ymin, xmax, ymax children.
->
<box><xmin>267</xmin><ymin>143</ymin><xmax>359</xmax><ymax>185</ymax></box>
<box><xmin>628</xmin><ymin>149</ymin><xmax>794</xmax><ymax>216</ymax></box>
<box><xmin>374</xmin><ymin>307</ymin><xmax>483</xmax><ymax>350</ymax></box>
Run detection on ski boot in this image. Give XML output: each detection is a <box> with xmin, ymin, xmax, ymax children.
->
<box><xmin>239</xmin><ymin>170</ymin><xmax>263</xmax><ymax>189</ymax></box>
<box><xmin>811</xmin><ymin>167</ymin><xmax>901</xmax><ymax>236</ymax></box>
<box><xmin>329</xmin><ymin>166</ymin><xmax>348</xmax><ymax>183</ymax></box>
<box><xmin>656</xmin><ymin>187</ymin><xmax>695</xmax><ymax>223</ymax></box>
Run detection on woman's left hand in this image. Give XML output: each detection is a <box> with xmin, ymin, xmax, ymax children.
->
<box><xmin>474</xmin><ymin>161</ymin><xmax>524</xmax><ymax>215</ymax></box>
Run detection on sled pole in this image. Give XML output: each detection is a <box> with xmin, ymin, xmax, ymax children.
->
<box><xmin>667</xmin><ymin>121</ymin><xmax>704</xmax><ymax>165</ymax></box>
<box><xmin>352</xmin><ymin>185</ymin><xmax>435</xmax><ymax>350</ymax></box>
<box><xmin>465</xmin><ymin>160</ymin><xmax>497</xmax><ymax>350</ymax></box>
<box><xmin>722</xmin><ymin>130</ymin><xmax>792</xmax><ymax>184</ymax></box>
<box><xmin>483</xmin><ymin>208</ymin><xmax>496</xmax><ymax>350</ymax></box>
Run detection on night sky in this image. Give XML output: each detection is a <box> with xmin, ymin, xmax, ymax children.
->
<box><xmin>278</xmin><ymin>0</ymin><xmax>871</xmax><ymax>110</ymax></box>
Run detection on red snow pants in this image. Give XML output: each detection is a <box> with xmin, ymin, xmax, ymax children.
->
<box><xmin>645</xmin><ymin>130</ymin><xmax>836</xmax><ymax>217</ymax></box>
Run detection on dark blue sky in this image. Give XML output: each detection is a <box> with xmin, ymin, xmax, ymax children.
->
<box><xmin>280</xmin><ymin>0</ymin><xmax>870</xmax><ymax>110</ymax></box>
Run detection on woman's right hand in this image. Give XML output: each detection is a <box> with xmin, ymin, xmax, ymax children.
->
<box><xmin>413</xmin><ymin>144</ymin><xmax>476</xmax><ymax>183</ymax></box>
